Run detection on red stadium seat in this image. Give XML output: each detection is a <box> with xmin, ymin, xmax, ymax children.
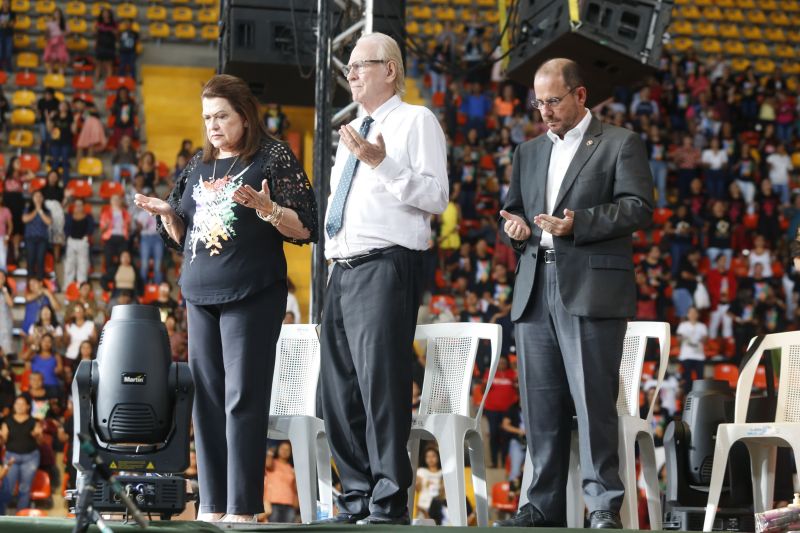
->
<box><xmin>16</xmin><ymin>508</ymin><xmax>48</xmax><ymax>517</ymax></box>
<box><xmin>71</xmin><ymin>73</ymin><xmax>94</xmax><ymax>91</ymax></box>
<box><xmin>104</xmin><ymin>76</ymin><xmax>135</xmax><ymax>91</ymax></box>
<box><xmin>28</xmin><ymin>177</ymin><xmax>46</xmax><ymax>191</ymax></box>
<box><xmin>99</xmin><ymin>181</ymin><xmax>124</xmax><ymax>199</ymax></box>
<box><xmin>652</xmin><ymin>207</ymin><xmax>673</xmax><ymax>225</ymax></box>
<box><xmin>65</xmin><ymin>282</ymin><xmax>80</xmax><ymax>302</ymax></box>
<box><xmin>15</xmin><ymin>71</ymin><xmax>36</xmax><ymax>87</ymax></box>
<box><xmin>714</xmin><ymin>363</ymin><xmax>738</xmax><ymax>389</ymax></box>
<box><xmin>157</xmin><ymin>160</ymin><xmax>170</xmax><ymax>180</ymax></box>
<box><xmin>491</xmin><ymin>482</ymin><xmax>519</xmax><ymax>513</ymax></box>
<box><xmin>141</xmin><ymin>283</ymin><xmax>159</xmax><ymax>304</ymax></box>
<box><xmin>66</xmin><ymin>179</ymin><xmax>93</xmax><ymax>198</ymax></box>
<box><xmin>641</xmin><ymin>361</ymin><xmax>657</xmax><ymax>380</ymax></box>
<box><xmin>30</xmin><ymin>469</ymin><xmax>51</xmax><ymax>501</ymax></box>
<box><xmin>19</xmin><ymin>153</ymin><xmax>41</xmax><ymax>172</ymax></box>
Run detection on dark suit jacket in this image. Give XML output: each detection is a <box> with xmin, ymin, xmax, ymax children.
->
<box><xmin>502</xmin><ymin>115</ymin><xmax>654</xmax><ymax>321</ymax></box>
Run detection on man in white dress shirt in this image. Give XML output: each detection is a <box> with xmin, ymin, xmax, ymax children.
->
<box><xmin>318</xmin><ymin>32</ymin><xmax>448</xmax><ymax>525</ymax></box>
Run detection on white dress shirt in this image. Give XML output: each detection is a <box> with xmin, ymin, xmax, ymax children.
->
<box><xmin>324</xmin><ymin>95</ymin><xmax>449</xmax><ymax>259</ymax></box>
<box><xmin>540</xmin><ymin>109</ymin><xmax>593</xmax><ymax>249</ymax></box>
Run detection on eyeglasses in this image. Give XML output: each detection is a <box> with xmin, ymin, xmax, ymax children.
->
<box><xmin>342</xmin><ymin>59</ymin><xmax>386</xmax><ymax>77</ymax></box>
<box><xmin>531</xmin><ymin>87</ymin><xmax>578</xmax><ymax>110</ymax></box>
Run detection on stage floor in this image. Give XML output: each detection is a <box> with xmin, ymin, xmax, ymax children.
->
<box><xmin>0</xmin><ymin>516</ymin><xmax>636</xmax><ymax>532</ymax></box>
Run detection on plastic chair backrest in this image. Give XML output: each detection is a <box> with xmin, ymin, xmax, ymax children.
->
<box><xmin>415</xmin><ymin>322</ymin><xmax>501</xmax><ymax>420</ymax></box>
<box><xmin>736</xmin><ymin>331</ymin><xmax>800</xmax><ymax>423</ymax></box>
<box><xmin>616</xmin><ymin>321</ymin><xmax>670</xmax><ymax>420</ymax></box>
<box><xmin>269</xmin><ymin>324</ymin><xmax>320</xmax><ymax>417</ymax></box>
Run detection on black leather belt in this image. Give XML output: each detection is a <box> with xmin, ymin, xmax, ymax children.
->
<box><xmin>331</xmin><ymin>245</ymin><xmax>404</xmax><ymax>269</ymax></box>
<box><xmin>538</xmin><ymin>248</ymin><xmax>557</xmax><ymax>264</ymax></box>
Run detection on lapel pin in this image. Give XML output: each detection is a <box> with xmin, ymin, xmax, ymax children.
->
<box><xmin>586</xmin><ymin>139</ymin><xmax>594</xmax><ymax>146</ymax></box>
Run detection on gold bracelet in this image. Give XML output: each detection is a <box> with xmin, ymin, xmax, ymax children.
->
<box><xmin>257</xmin><ymin>203</ymin><xmax>284</xmax><ymax>227</ymax></box>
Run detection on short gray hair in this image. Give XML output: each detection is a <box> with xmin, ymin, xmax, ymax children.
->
<box><xmin>357</xmin><ymin>32</ymin><xmax>405</xmax><ymax>97</ymax></box>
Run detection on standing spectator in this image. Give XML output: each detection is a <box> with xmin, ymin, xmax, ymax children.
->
<box><xmin>135</xmin><ymin>205</ymin><xmax>163</xmax><ymax>284</ymax></box>
<box><xmin>0</xmin><ymin>271</ymin><xmax>12</xmax><ymax>355</ymax></box>
<box><xmin>26</xmin><ymin>305</ymin><xmax>63</xmax><ymax>354</ymax></box>
<box><xmin>676</xmin><ymin>306</ymin><xmax>708</xmax><ymax>392</ymax></box>
<box><xmin>766</xmin><ymin>143</ymin><xmax>793</xmax><ymax>205</ymax></box>
<box><xmin>21</xmin><ymin>277</ymin><xmax>60</xmax><ymax>335</ymax></box>
<box><xmin>706</xmin><ymin>253</ymin><xmax>737</xmax><ymax>310</ymax></box>
<box><xmin>42</xmin><ymin>8</ymin><xmax>68</xmax><ymax>75</ymax></box>
<box><xmin>150</xmin><ymin>281</ymin><xmax>177</xmax><ymax>322</ymax></box>
<box><xmin>63</xmin><ymin>198</ymin><xmax>94</xmax><ymax>285</ymax></box>
<box><xmin>26</xmin><ymin>334</ymin><xmax>63</xmax><ymax>398</ymax></box>
<box><xmin>109</xmin><ymin>88</ymin><xmax>137</xmax><ymax>149</ymax></box>
<box><xmin>285</xmin><ymin>278</ymin><xmax>301</xmax><ymax>324</ymax></box>
<box><xmin>41</xmin><ymin>170</ymin><xmax>66</xmax><ymax>263</ymax></box>
<box><xmin>481</xmin><ymin>355</ymin><xmax>517</xmax><ymax>469</ymax></box>
<box><xmin>165</xmin><ymin>314</ymin><xmax>187</xmax><ymax>362</ymax></box>
<box><xmin>460</xmin><ymin>82</ymin><xmax>492</xmax><ymax>136</ymax></box>
<box><xmin>264</xmin><ymin>442</ymin><xmax>299</xmax><ymax>523</ymax></box>
<box><xmin>673</xmin><ymin>248</ymin><xmax>701</xmax><ymax>319</ymax></box>
<box><xmin>729</xmin><ymin>287</ymin><xmax>758</xmax><ymax>363</ymax></box>
<box><xmin>46</xmin><ymin>100</ymin><xmax>78</xmax><ymax>184</ymax></box>
<box><xmin>138</xmin><ymin>151</ymin><xmax>158</xmax><ymax>189</ymax></box>
<box><xmin>262</xmin><ymin>103</ymin><xmax>289</xmax><ymax>139</ymax></box>
<box><xmin>429</xmin><ymin>37</ymin><xmax>453</xmax><ymax>97</ymax></box>
<box><xmin>671</xmin><ymin>134</ymin><xmax>702</xmax><ymax>200</ymax></box>
<box><xmin>1</xmin><ymin>396</ymin><xmax>42</xmax><ymax>511</ymax></box>
<box><xmin>645</xmin><ymin>125</ymin><xmax>669</xmax><ymax>207</ymax></box>
<box><xmin>76</xmin><ymin>102</ymin><xmax>107</xmax><ymax>158</ymax></box>
<box><xmin>104</xmin><ymin>249</ymin><xmax>141</xmax><ymax>296</ymax></box>
<box><xmin>5</xmin><ymin>156</ymin><xmax>33</xmax><ymax>264</ymax></box>
<box><xmin>733</xmin><ymin>148</ymin><xmax>758</xmax><ymax>205</ymax></box>
<box><xmin>501</xmin><ymin>400</ymin><xmax>526</xmax><ymax>488</ymax></box>
<box><xmin>112</xmin><ymin>135</ymin><xmax>139</xmax><ymax>183</ymax></box>
<box><xmin>756</xmin><ymin>179</ymin><xmax>781</xmax><ymax>244</ymax></box>
<box><xmin>117</xmin><ymin>21</ymin><xmax>139</xmax><ymax>80</ymax></box>
<box><xmin>36</xmin><ymin>89</ymin><xmax>59</xmax><ymax>163</ymax></box>
<box><xmin>775</xmin><ymin>92</ymin><xmax>795</xmax><ymax>144</ymax></box>
<box><xmin>99</xmin><ymin>193</ymin><xmax>130</xmax><ymax>270</ymax></box>
<box><xmin>0</xmin><ymin>194</ymin><xmax>12</xmax><ymax>271</ymax></box>
<box><xmin>64</xmin><ymin>304</ymin><xmax>97</xmax><ymax>366</ymax></box>
<box><xmin>747</xmin><ymin>235</ymin><xmax>773</xmax><ymax>278</ymax></box>
<box><xmin>22</xmin><ymin>190</ymin><xmax>52</xmax><ymax>279</ymax></box>
<box><xmin>701</xmin><ymin>137</ymin><xmax>729</xmax><ymax>200</ymax></box>
<box><xmin>94</xmin><ymin>8</ymin><xmax>117</xmax><ymax>81</ymax></box>
<box><xmin>0</xmin><ymin>0</ymin><xmax>14</xmax><ymax>72</ymax></box>
<box><xmin>704</xmin><ymin>200</ymin><xmax>733</xmax><ymax>265</ymax></box>
<box><xmin>665</xmin><ymin>204</ymin><xmax>696</xmax><ymax>277</ymax></box>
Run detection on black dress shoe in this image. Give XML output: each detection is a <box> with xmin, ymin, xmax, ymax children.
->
<box><xmin>314</xmin><ymin>512</ymin><xmax>369</xmax><ymax>524</ymax></box>
<box><xmin>589</xmin><ymin>510</ymin><xmax>622</xmax><ymax>529</ymax></box>
<box><xmin>493</xmin><ymin>504</ymin><xmax>550</xmax><ymax>527</ymax></box>
<box><xmin>356</xmin><ymin>512</ymin><xmax>411</xmax><ymax>525</ymax></box>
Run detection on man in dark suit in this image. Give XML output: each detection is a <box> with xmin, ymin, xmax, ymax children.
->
<box><xmin>494</xmin><ymin>58</ymin><xmax>653</xmax><ymax>529</ymax></box>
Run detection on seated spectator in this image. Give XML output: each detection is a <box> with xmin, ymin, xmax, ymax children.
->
<box><xmin>63</xmin><ymin>198</ymin><xmax>95</xmax><ymax>285</ymax></box>
<box><xmin>22</xmin><ymin>190</ymin><xmax>52</xmax><ymax>279</ymax></box>
<box><xmin>0</xmin><ymin>194</ymin><xmax>12</xmax><ymax>272</ymax></box>
<box><xmin>138</xmin><ymin>151</ymin><xmax>158</xmax><ymax>189</ymax></box>
<box><xmin>415</xmin><ymin>447</ymin><xmax>445</xmax><ymax>523</ymax></box>
<box><xmin>22</xmin><ymin>277</ymin><xmax>61</xmax><ymax>335</ymax></box>
<box><xmin>104</xmin><ymin>250</ymin><xmax>142</xmax><ymax>296</ymax></box>
<box><xmin>112</xmin><ymin>135</ymin><xmax>139</xmax><ymax>184</ymax></box>
<box><xmin>1</xmin><ymin>396</ymin><xmax>42</xmax><ymax>512</ymax></box>
<box><xmin>501</xmin><ymin>400</ymin><xmax>526</xmax><ymax>488</ymax></box>
<box><xmin>64</xmin><ymin>303</ymin><xmax>97</xmax><ymax>367</ymax></box>
<box><xmin>46</xmin><ymin>100</ymin><xmax>77</xmax><ymax>184</ymax></box>
<box><xmin>99</xmin><ymin>194</ymin><xmax>130</xmax><ymax>270</ymax></box>
<box><xmin>0</xmin><ymin>271</ymin><xmax>12</xmax><ymax>355</ymax></box>
<box><xmin>65</xmin><ymin>282</ymin><xmax>100</xmax><ymax>325</ymax></box>
<box><xmin>23</xmin><ymin>372</ymin><xmax>54</xmax><ymax>419</ymax></box>
<box><xmin>135</xmin><ymin>205</ymin><xmax>164</xmax><ymax>284</ymax></box>
<box><xmin>165</xmin><ymin>314</ymin><xmax>187</xmax><ymax>362</ymax></box>
<box><xmin>747</xmin><ymin>235</ymin><xmax>773</xmax><ymax>277</ymax></box>
<box><xmin>677</xmin><ymin>306</ymin><xmax>708</xmax><ymax>392</ymax></box>
<box><xmin>151</xmin><ymin>281</ymin><xmax>177</xmax><ymax>322</ymax></box>
<box><xmin>110</xmin><ymin>87</ymin><xmax>137</xmax><ymax>148</ymax></box>
<box><xmin>482</xmin><ymin>355</ymin><xmax>517</xmax><ymax>469</ymax></box>
<box><xmin>26</xmin><ymin>304</ymin><xmax>64</xmax><ymax>353</ymax></box>
<box><xmin>106</xmin><ymin>288</ymin><xmax>137</xmax><ymax>316</ymax></box>
<box><xmin>264</xmin><ymin>442</ymin><xmax>299</xmax><ymax>523</ymax></box>
<box><xmin>77</xmin><ymin>340</ymin><xmax>94</xmax><ymax>362</ymax></box>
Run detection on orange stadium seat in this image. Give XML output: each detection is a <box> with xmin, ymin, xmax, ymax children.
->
<box><xmin>35</xmin><ymin>0</ymin><xmax>55</xmax><ymax>14</ymax></box>
<box><xmin>66</xmin><ymin>179</ymin><xmax>93</xmax><ymax>198</ymax></box>
<box><xmin>754</xmin><ymin>59</ymin><xmax>776</xmax><ymax>74</ymax></box>
<box><xmin>696</xmin><ymin>22</ymin><xmax>717</xmax><ymax>37</ymax></box>
<box><xmin>749</xmin><ymin>42</ymin><xmax>770</xmax><ymax>57</ymax></box>
<box><xmin>718</xmin><ymin>23</ymin><xmax>739</xmax><ymax>39</ymax></box>
<box><xmin>491</xmin><ymin>482</ymin><xmax>518</xmax><ymax>514</ymax></box>
<box><xmin>714</xmin><ymin>364</ymin><xmax>738</xmax><ymax>388</ymax></box>
<box><xmin>701</xmin><ymin>39</ymin><xmax>721</xmax><ymax>54</ymax></box>
<box><xmin>71</xmin><ymin>73</ymin><xmax>94</xmax><ymax>91</ymax></box>
<box><xmin>723</xmin><ymin>40</ymin><xmax>745</xmax><ymax>55</ymax></box>
<box><xmin>16</xmin><ymin>51</ymin><xmax>37</xmax><ymax>69</ymax></box>
<box><xmin>730</xmin><ymin>58</ymin><xmax>751</xmax><ymax>72</ymax></box>
<box><xmin>99</xmin><ymin>181</ymin><xmax>123</xmax><ymax>199</ymax></box>
<box><xmin>34</xmin><ymin>16</ymin><xmax>46</xmax><ymax>31</ymax></box>
<box><xmin>12</xmin><ymin>14</ymin><xmax>30</xmax><ymax>30</ymax></box>
<box><xmin>12</xmin><ymin>34</ymin><xmax>29</xmax><ymax>49</ymax></box>
<box><xmin>765</xmin><ymin>28</ymin><xmax>787</xmax><ymax>42</ymax></box>
<box><xmin>10</xmin><ymin>108</ymin><xmax>35</xmax><ymax>126</ymax></box>
<box><xmin>736</xmin><ymin>0</ymin><xmax>755</xmax><ymax>8</ymax></box>
<box><xmin>104</xmin><ymin>76</ymin><xmax>135</xmax><ymax>91</ymax></box>
<box><xmin>742</xmin><ymin>26</ymin><xmax>762</xmax><ymax>40</ymax></box>
<box><xmin>28</xmin><ymin>177</ymin><xmax>46</xmax><ymax>191</ymax></box>
<box><xmin>701</xmin><ymin>6</ymin><xmax>723</xmax><ymax>20</ymax></box>
<box><xmin>116</xmin><ymin>2</ymin><xmax>136</xmax><ymax>19</ymax></box>
<box><xmin>747</xmin><ymin>9</ymin><xmax>767</xmax><ymax>24</ymax></box>
<box><xmin>769</xmin><ymin>10</ymin><xmax>790</xmax><ymax>25</ymax></box>
<box><xmin>65</xmin><ymin>36</ymin><xmax>88</xmax><ymax>52</ymax></box>
<box><xmin>0</xmin><ymin>71</ymin><xmax>6</xmax><ymax>84</ymax></box>
<box><xmin>671</xmin><ymin>20</ymin><xmax>693</xmax><ymax>35</ymax></box>
<box><xmin>30</xmin><ymin>469</ymin><xmax>51</xmax><ymax>501</ymax></box>
<box><xmin>141</xmin><ymin>284</ymin><xmax>159</xmax><ymax>304</ymax></box>
<box><xmin>19</xmin><ymin>153</ymin><xmax>41</xmax><ymax>172</ymax></box>
<box><xmin>16</xmin><ymin>509</ymin><xmax>47</xmax><ymax>517</ymax></box>
<box><xmin>724</xmin><ymin>8</ymin><xmax>745</xmax><ymax>22</ymax></box>
<box><xmin>65</xmin><ymin>282</ymin><xmax>80</xmax><ymax>302</ymax></box>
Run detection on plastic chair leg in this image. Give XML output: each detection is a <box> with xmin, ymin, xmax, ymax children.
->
<box><xmin>466</xmin><ymin>430</ymin><xmax>488</xmax><ymax>526</ymax></box>
<box><xmin>438</xmin><ymin>429</ymin><xmax>468</xmax><ymax>526</ymax></box>
<box><xmin>288</xmin><ymin>424</ymin><xmax>318</xmax><ymax>523</ymax></box>
<box><xmin>638</xmin><ymin>433</ymin><xmax>663</xmax><ymax>530</ymax></box>
<box><xmin>618</xmin><ymin>427</ymin><xmax>639</xmax><ymax>529</ymax></box>
<box><xmin>747</xmin><ymin>443</ymin><xmax>776</xmax><ymax>514</ymax></box>
<box><xmin>407</xmin><ymin>436</ymin><xmax>421</xmax><ymax>519</ymax></box>
<box><xmin>703</xmin><ymin>429</ymin><xmax>733</xmax><ymax>531</ymax></box>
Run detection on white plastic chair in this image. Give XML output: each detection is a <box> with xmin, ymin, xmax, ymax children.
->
<box><xmin>703</xmin><ymin>331</ymin><xmax>800</xmax><ymax>532</ymax></box>
<box><xmin>407</xmin><ymin>322</ymin><xmax>502</xmax><ymax>526</ymax></box>
<box><xmin>519</xmin><ymin>321</ymin><xmax>670</xmax><ymax>529</ymax></box>
<box><xmin>267</xmin><ymin>324</ymin><xmax>332</xmax><ymax>523</ymax></box>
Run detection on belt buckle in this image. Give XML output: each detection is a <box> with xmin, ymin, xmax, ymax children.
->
<box><xmin>342</xmin><ymin>258</ymin><xmax>353</xmax><ymax>269</ymax></box>
<box><xmin>544</xmin><ymin>249</ymin><xmax>556</xmax><ymax>264</ymax></box>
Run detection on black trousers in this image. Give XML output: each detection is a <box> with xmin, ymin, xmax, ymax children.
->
<box><xmin>186</xmin><ymin>282</ymin><xmax>287</xmax><ymax>515</ymax></box>
<box><xmin>514</xmin><ymin>261</ymin><xmax>626</xmax><ymax>524</ymax></box>
<box><xmin>320</xmin><ymin>248</ymin><xmax>423</xmax><ymax>518</ymax></box>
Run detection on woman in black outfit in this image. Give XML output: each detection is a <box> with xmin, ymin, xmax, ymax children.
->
<box><xmin>134</xmin><ymin>74</ymin><xmax>317</xmax><ymax>523</ymax></box>
<box><xmin>0</xmin><ymin>396</ymin><xmax>42</xmax><ymax>510</ymax></box>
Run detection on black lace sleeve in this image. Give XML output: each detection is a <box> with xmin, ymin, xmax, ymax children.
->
<box><xmin>156</xmin><ymin>151</ymin><xmax>201</xmax><ymax>251</ymax></box>
<box><xmin>262</xmin><ymin>141</ymin><xmax>318</xmax><ymax>245</ymax></box>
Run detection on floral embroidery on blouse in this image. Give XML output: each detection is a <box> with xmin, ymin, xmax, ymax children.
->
<box><xmin>187</xmin><ymin>163</ymin><xmax>253</xmax><ymax>261</ymax></box>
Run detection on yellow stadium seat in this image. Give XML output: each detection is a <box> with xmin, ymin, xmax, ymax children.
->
<box><xmin>696</xmin><ymin>22</ymin><xmax>717</xmax><ymax>37</ymax></box>
<box><xmin>723</xmin><ymin>40</ymin><xmax>745</xmax><ymax>55</ymax></box>
<box><xmin>748</xmin><ymin>42</ymin><xmax>769</xmax><ymax>56</ymax></box>
<box><xmin>782</xmin><ymin>61</ymin><xmax>800</xmax><ymax>75</ymax></box>
<box><xmin>171</xmin><ymin>0</ymin><xmax>189</xmax><ymax>3</ymax></box>
<box><xmin>65</xmin><ymin>1</ymin><xmax>85</xmax><ymax>16</ymax></box>
<box><xmin>16</xmin><ymin>52</ymin><xmax>38</xmax><ymax>69</ymax></box>
<box><xmin>146</xmin><ymin>5</ymin><xmax>166</xmax><ymax>21</ymax></box>
<box><xmin>34</xmin><ymin>0</ymin><xmax>55</xmax><ymax>14</ymax></box>
<box><xmin>172</xmin><ymin>6</ymin><xmax>192</xmax><ymax>22</ymax></box>
<box><xmin>747</xmin><ymin>9</ymin><xmax>766</xmax><ymax>23</ymax></box>
<box><xmin>12</xmin><ymin>14</ymin><xmax>30</xmax><ymax>30</ymax></box>
<box><xmin>742</xmin><ymin>26</ymin><xmax>762</xmax><ymax>40</ymax></box>
<box><xmin>149</xmin><ymin>22</ymin><xmax>170</xmax><ymax>39</ymax></box>
<box><xmin>12</xmin><ymin>34</ymin><xmax>29</xmax><ymax>48</ymax></box>
<box><xmin>78</xmin><ymin>158</ymin><xmax>103</xmax><ymax>178</ymax></box>
<box><xmin>35</xmin><ymin>16</ymin><xmax>46</xmax><ymax>31</ymax></box>
<box><xmin>200</xmin><ymin>24</ymin><xmax>218</xmax><ymax>41</ymax></box>
<box><xmin>11</xmin><ymin>0</ymin><xmax>29</xmax><ymax>13</ymax></box>
<box><xmin>196</xmin><ymin>0</ymin><xmax>216</xmax><ymax>5</ymax></box>
<box><xmin>674</xmin><ymin>0</ymin><xmax>689</xmax><ymax>4</ymax></box>
<box><xmin>754</xmin><ymin>59</ymin><xmax>776</xmax><ymax>74</ymax></box>
<box><xmin>34</xmin><ymin>35</ymin><xmax>45</xmax><ymax>49</ymax></box>
<box><xmin>789</xmin><ymin>30</ymin><xmax>800</xmax><ymax>43</ymax></box>
<box><xmin>671</xmin><ymin>20</ymin><xmax>693</xmax><ymax>35</ymax></box>
<box><xmin>671</xmin><ymin>37</ymin><xmax>694</xmax><ymax>52</ymax></box>
<box><xmin>435</xmin><ymin>7</ymin><xmax>455</xmax><ymax>21</ymax></box>
<box><xmin>766</xmin><ymin>28</ymin><xmax>787</xmax><ymax>42</ymax></box>
<box><xmin>701</xmin><ymin>38</ymin><xmax>721</xmax><ymax>53</ymax></box>
<box><xmin>175</xmin><ymin>23</ymin><xmax>196</xmax><ymax>39</ymax></box>
<box><xmin>776</xmin><ymin>44</ymin><xmax>796</xmax><ymax>58</ymax></box>
<box><xmin>43</xmin><ymin>73</ymin><xmax>65</xmax><ymax>89</ymax></box>
<box><xmin>65</xmin><ymin>36</ymin><xmax>88</xmax><ymax>51</ymax></box>
<box><xmin>695</xmin><ymin>0</ymin><xmax>711</xmax><ymax>5</ymax></box>
<box><xmin>788</xmin><ymin>13</ymin><xmax>800</xmax><ymax>25</ymax></box>
<box><xmin>736</xmin><ymin>0</ymin><xmax>755</xmax><ymax>7</ymax></box>
<box><xmin>197</xmin><ymin>8</ymin><xmax>218</xmax><ymax>24</ymax></box>
<box><xmin>117</xmin><ymin>2</ymin><xmax>136</xmax><ymax>19</ymax></box>
<box><xmin>730</xmin><ymin>58</ymin><xmax>751</xmax><ymax>72</ymax></box>
<box><xmin>67</xmin><ymin>18</ymin><xmax>86</xmax><ymax>33</ymax></box>
<box><xmin>476</xmin><ymin>0</ymin><xmax>495</xmax><ymax>6</ymax></box>
<box><xmin>770</xmin><ymin>11</ymin><xmax>790</xmax><ymax>25</ymax></box>
<box><xmin>716</xmin><ymin>0</ymin><xmax>734</xmax><ymax>6</ymax></box>
<box><xmin>724</xmin><ymin>8</ymin><xmax>745</xmax><ymax>22</ymax></box>
<box><xmin>11</xmin><ymin>89</ymin><xmax>36</xmax><ymax>107</ymax></box>
<box><xmin>761</xmin><ymin>0</ymin><xmax>778</xmax><ymax>8</ymax></box>
<box><xmin>432</xmin><ymin>22</ymin><xmax>444</xmax><ymax>34</ymax></box>
<box><xmin>91</xmin><ymin>2</ymin><xmax>111</xmax><ymax>17</ymax></box>
<box><xmin>9</xmin><ymin>130</ymin><xmax>34</xmax><ymax>148</ymax></box>
<box><xmin>702</xmin><ymin>6</ymin><xmax>723</xmax><ymax>20</ymax></box>
<box><xmin>718</xmin><ymin>23</ymin><xmax>739</xmax><ymax>38</ymax></box>
<box><xmin>10</xmin><ymin>108</ymin><xmax>35</xmax><ymax>126</ymax></box>
<box><xmin>407</xmin><ymin>20</ymin><xmax>420</xmax><ymax>34</ymax></box>
<box><xmin>782</xmin><ymin>0</ymin><xmax>800</xmax><ymax>12</ymax></box>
